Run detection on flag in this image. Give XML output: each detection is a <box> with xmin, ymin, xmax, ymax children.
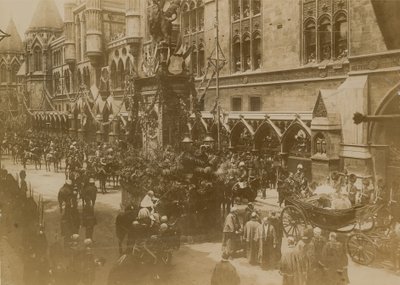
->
<box><xmin>0</xmin><ymin>29</ymin><xmax>10</xmax><ymax>42</ymax></box>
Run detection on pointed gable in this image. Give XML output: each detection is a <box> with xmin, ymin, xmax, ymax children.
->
<box><xmin>313</xmin><ymin>93</ymin><xmax>328</xmax><ymax>118</ymax></box>
<box><xmin>28</xmin><ymin>0</ymin><xmax>63</xmax><ymax>32</ymax></box>
<box><xmin>0</xmin><ymin>18</ymin><xmax>24</xmax><ymax>53</ymax></box>
<box><xmin>313</xmin><ymin>90</ymin><xmax>338</xmax><ymax>118</ymax></box>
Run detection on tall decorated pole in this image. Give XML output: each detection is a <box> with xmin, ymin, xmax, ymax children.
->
<box><xmin>215</xmin><ymin>0</ymin><xmax>221</xmax><ymax>152</ymax></box>
<box><xmin>0</xmin><ymin>28</ymin><xmax>9</xmax><ymax>168</ymax></box>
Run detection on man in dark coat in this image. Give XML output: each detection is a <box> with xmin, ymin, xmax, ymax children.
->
<box><xmin>19</xmin><ymin>170</ymin><xmax>28</xmax><ymax>197</ymax></box>
<box><xmin>280</xmin><ymin>236</ymin><xmax>304</xmax><ymax>285</ymax></box>
<box><xmin>306</xmin><ymin>227</ymin><xmax>327</xmax><ymax>285</ymax></box>
<box><xmin>82</xmin><ymin>204</ymin><xmax>97</xmax><ymax>240</ymax></box>
<box><xmin>321</xmin><ymin>232</ymin><xmax>349</xmax><ymax>285</ymax></box>
<box><xmin>222</xmin><ymin>207</ymin><xmax>241</xmax><ymax>258</ymax></box>
<box><xmin>255</xmin><ymin>216</ymin><xmax>277</xmax><ymax>270</ymax></box>
<box><xmin>269</xmin><ymin>211</ymin><xmax>283</xmax><ymax>267</ymax></box>
<box><xmin>211</xmin><ymin>252</ymin><xmax>240</xmax><ymax>285</ymax></box>
<box><xmin>243</xmin><ymin>202</ymin><xmax>254</xmax><ymax>225</ymax></box>
<box><xmin>243</xmin><ymin>212</ymin><xmax>260</xmax><ymax>265</ymax></box>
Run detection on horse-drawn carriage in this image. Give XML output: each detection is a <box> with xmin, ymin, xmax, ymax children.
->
<box><xmin>280</xmin><ymin>197</ymin><xmax>394</xmax><ymax>265</ymax></box>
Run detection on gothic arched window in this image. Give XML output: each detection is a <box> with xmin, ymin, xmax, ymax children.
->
<box><xmin>232</xmin><ymin>36</ymin><xmax>241</xmax><ymax>73</ymax></box>
<box><xmin>252</xmin><ymin>0</ymin><xmax>261</xmax><ymax>15</ymax></box>
<box><xmin>242</xmin><ymin>34</ymin><xmax>251</xmax><ymax>71</ymax></box>
<box><xmin>181</xmin><ymin>1</ymin><xmax>205</xmax><ymax>77</ymax></box>
<box><xmin>111</xmin><ymin>61</ymin><xmax>117</xmax><ymax>89</ymax></box>
<box><xmin>334</xmin><ymin>13</ymin><xmax>348</xmax><ymax>59</ymax></box>
<box><xmin>64</xmin><ymin>70</ymin><xmax>70</xmax><ymax>93</ymax></box>
<box><xmin>231</xmin><ymin>0</ymin><xmax>262</xmax><ymax>73</ymax></box>
<box><xmin>314</xmin><ymin>133</ymin><xmax>327</xmax><ymax>154</ymax></box>
<box><xmin>242</xmin><ymin>0</ymin><xmax>250</xmax><ymax>18</ymax></box>
<box><xmin>34</xmin><ymin>46</ymin><xmax>42</xmax><ymax>72</ymax></box>
<box><xmin>190</xmin><ymin>2</ymin><xmax>197</xmax><ymax>32</ymax></box>
<box><xmin>76</xmin><ymin>16</ymin><xmax>82</xmax><ymax>62</ymax></box>
<box><xmin>304</xmin><ymin>19</ymin><xmax>316</xmax><ymax>64</ymax></box>
<box><xmin>318</xmin><ymin>17</ymin><xmax>332</xmax><ymax>61</ymax></box>
<box><xmin>252</xmin><ymin>32</ymin><xmax>261</xmax><ymax>70</ymax></box>
<box><xmin>11</xmin><ymin>63</ymin><xmax>19</xmax><ymax>83</ymax></box>
<box><xmin>182</xmin><ymin>4</ymin><xmax>190</xmax><ymax>35</ymax></box>
<box><xmin>232</xmin><ymin>0</ymin><xmax>240</xmax><ymax>21</ymax></box>
<box><xmin>118</xmin><ymin>59</ymin><xmax>124</xmax><ymax>89</ymax></box>
<box><xmin>0</xmin><ymin>64</ymin><xmax>6</xmax><ymax>83</ymax></box>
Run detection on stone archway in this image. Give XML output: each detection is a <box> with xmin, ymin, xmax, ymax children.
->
<box><xmin>281</xmin><ymin>121</ymin><xmax>312</xmax><ymax>178</ymax></box>
<box><xmin>230</xmin><ymin>121</ymin><xmax>253</xmax><ymax>151</ymax></box>
<box><xmin>254</xmin><ymin>121</ymin><xmax>281</xmax><ymax>157</ymax></box>
<box><xmin>370</xmin><ymin>86</ymin><xmax>400</xmax><ymax>186</ymax></box>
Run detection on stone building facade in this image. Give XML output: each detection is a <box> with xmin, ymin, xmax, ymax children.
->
<box><xmin>0</xmin><ymin>19</ymin><xmax>24</xmax><ymax>122</ymax></box>
<box><xmin>21</xmin><ymin>0</ymin><xmax>400</xmax><ymax>184</ymax></box>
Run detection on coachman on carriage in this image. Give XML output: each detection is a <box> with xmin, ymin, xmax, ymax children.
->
<box><xmin>281</xmin><ymin>195</ymin><xmax>398</xmax><ymax>265</ymax></box>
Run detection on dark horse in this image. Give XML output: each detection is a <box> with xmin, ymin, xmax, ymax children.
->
<box><xmin>81</xmin><ymin>182</ymin><xmax>97</xmax><ymax>207</ymax></box>
<box><xmin>57</xmin><ymin>183</ymin><xmax>76</xmax><ymax>213</ymax></box>
<box><xmin>115</xmin><ymin>206</ymin><xmax>139</xmax><ymax>255</ymax></box>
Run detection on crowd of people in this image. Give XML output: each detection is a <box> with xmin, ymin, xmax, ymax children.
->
<box><xmin>3</xmin><ymin>129</ymin><xmax>400</xmax><ymax>285</ymax></box>
<box><xmin>0</xmin><ymin>168</ymin><xmax>105</xmax><ymax>285</ymax></box>
<box><xmin>220</xmin><ymin>202</ymin><xmax>400</xmax><ymax>285</ymax></box>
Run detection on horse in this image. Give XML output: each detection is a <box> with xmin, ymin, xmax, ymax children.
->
<box><xmin>115</xmin><ymin>206</ymin><xmax>139</xmax><ymax>255</ymax></box>
<box><xmin>57</xmin><ymin>184</ymin><xmax>76</xmax><ymax>214</ymax></box>
<box><xmin>25</xmin><ymin>149</ymin><xmax>42</xmax><ymax>170</ymax></box>
<box><xmin>81</xmin><ymin>182</ymin><xmax>97</xmax><ymax>207</ymax></box>
<box><xmin>105</xmin><ymin>160</ymin><xmax>120</xmax><ymax>188</ymax></box>
<box><xmin>97</xmin><ymin>166</ymin><xmax>107</xmax><ymax>194</ymax></box>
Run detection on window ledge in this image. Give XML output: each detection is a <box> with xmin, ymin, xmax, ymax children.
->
<box><xmin>303</xmin><ymin>58</ymin><xmax>349</xmax><ymax>69</ymax></box>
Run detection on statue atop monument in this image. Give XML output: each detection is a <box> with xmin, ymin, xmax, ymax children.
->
<box><xmin>149</xmin><ymin>0</ymin><xmax>182</xmax><ymax>47</ymax></box>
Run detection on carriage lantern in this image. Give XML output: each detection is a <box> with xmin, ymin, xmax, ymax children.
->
<box><xmin>203</xmin><ymin>133</ymin><xmax>215</xmax><ymax>146</ymax></box>
<box><xmin>181</xmin><ymin>135</ymin><xmax>193</xmax><ymax>144</ymax></box>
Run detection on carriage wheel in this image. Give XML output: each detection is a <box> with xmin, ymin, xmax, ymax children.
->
<box><xmin>347</xmin><ymin>233</ymin><xmax>376</xmax><ymax>265</ymax></box>
<box><xmin>280</xmin><ymin>205</ymin><xmax>308</xmax><ymax>240</ymax></box>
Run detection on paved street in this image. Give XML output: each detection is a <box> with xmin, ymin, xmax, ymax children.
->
<box><xmin>1</xmin><ymin>155</ymin><xmax>400</xmax><ymax>285</ymax></box>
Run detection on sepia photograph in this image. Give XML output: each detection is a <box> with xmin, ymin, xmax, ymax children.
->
<box><xmin>0</xmin><ymin>0</ymin><xmax>400</xmax><ymax>284</ymax></box>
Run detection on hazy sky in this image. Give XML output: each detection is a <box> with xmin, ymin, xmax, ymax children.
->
<box><xmin>0</xmin><ymin>0</ymin><xmax>64</xmax><ymax>36</ymax></box>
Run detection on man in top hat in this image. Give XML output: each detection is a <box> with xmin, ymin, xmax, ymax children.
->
<box><xmin>222</xmin><ymin>207</ymin><xmax>242</xmax><ymax>258</ymax></box>
<box><xmin>243</xmin><ymin>202</ymin><xmax>255</xmax><ymax>225</ymax></box>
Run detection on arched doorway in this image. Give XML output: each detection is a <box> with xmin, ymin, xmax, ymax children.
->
<box><xmin>282</xmin><ymin>122</ymin><xmax>312</xmax><ymax>178</ymax></box>
<box><xmin>230</xmin><ymin>121</ymin><xmax>253</xmax><ymax>151</ymax></box>
<box><xmin>371</xmin><ymin>87</ymin><xmax>400</xmax><ymax>187</ymax></box>
<box><xmin>254</xmin><ymin>122</ymin><xmax>281</xmax><ymax>157</ymax></box>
